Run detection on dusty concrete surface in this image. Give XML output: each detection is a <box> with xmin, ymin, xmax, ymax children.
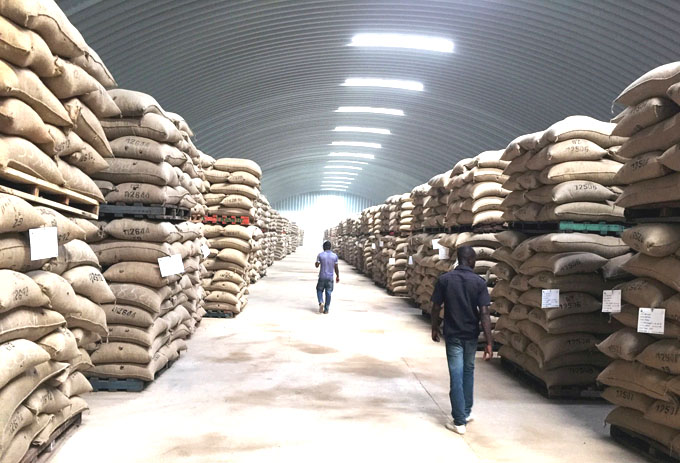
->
<box><xmin>49</xmin><ymin>246</ymin><xmax>637</xmax><ymax>463</ymax></box>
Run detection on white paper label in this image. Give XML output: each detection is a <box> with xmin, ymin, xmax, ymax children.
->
<box><xmin>371</xmin><ymin>243</ymin><xmax>376</xmax><ymax>250</ymax></box>
<box><xmin>379</xmin><ymin>241</ymin><xmax>384</xmax><ymax>247</ymax></box>
<box><xmin>388</xmin><ymin>258</ymin><xmax>396</xmax><ymax>265</ymax></box>
<box><xmin>541</xmin><ymin>289</ymin><xmax>560</xmax><ymax>309</ymax></box>
<box><xmin>638</xmin><ymin>308</ymin><xmax>665</xmax><ymax>334</ymax></box>
<box><xmin>200</xmin><ymin>244</ymin><xmax>210</xmax><ymax>259</ymax></box>
<box><xmin>408</xmin><ymin>256</ymin><xmax>414</xmax><ymax>265</ymax></box>
<box><xmin>602</xmin><ymin>290</ymin><xmax>622</xmax><ymax>313</ymax></box>
<box><xmin>158</xmin><ymin>254</ymin><xmax>185</xmax><ymax>277</ymax></box>
<box><xmin>438</xmin><ymin>247</ymin><xmax>449</xmax><ymax>259</ymax></box>
<box><xmin>432</xmin><ymin>239</ymin><xmax>440</xmax><ymax>250</ymax></box>
<box><xmin>29</xmin><ymin>227</ymin><xmax>58</xmax><ymax>260</ymax></box>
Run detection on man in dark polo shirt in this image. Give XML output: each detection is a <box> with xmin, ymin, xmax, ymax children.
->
<box><xmin>431</xmin><ymin>245</ymin><xmax>493</xmax><ymax>435</ymax></box>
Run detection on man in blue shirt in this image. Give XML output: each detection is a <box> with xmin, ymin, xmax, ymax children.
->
<box><xmin>431</xmin><ymin>245</ymin><xmax>493</xmax><ymax>435</ymax></box>
<box><xmin>315</xmin><ymin>240</ymin><xmax>340</xmax><ymax>314</ymax></box>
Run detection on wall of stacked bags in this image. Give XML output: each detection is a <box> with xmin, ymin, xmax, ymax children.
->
<box><xmin>326</xmin><ymin>59</ymin><xmax>680</xmax><ymax>458</ymax></box>
<box><xmin>0</xmin><ymin>1</ymin><xmax>301</xmax><ymax>461</ymax></box>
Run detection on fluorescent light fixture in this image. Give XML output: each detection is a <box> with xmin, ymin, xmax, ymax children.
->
<box><xmin>322</xmin><ymin>180</ymin><xmax>352</xmax><ymax>185</ymax></box>
<box><xmin>323</xmin><ymin>176</ymin><xmax>356</xmax><ymax>181</ymax></box>
<box><xmin>321</xmin><ymin>188</ymin><xmax>348</xmax><ymax>192</ymax></box>
<box><xmin>324</xmin><ymin>171</ymin><xmax>358</xmax><ymax>177</ymax></box>
<box><xmin>329</xmin><ymin>151</ymin><xmax>375</xmax><ymax>160</ymax></box>
<box><xmin>324</xmin><ymin>165</ymin><xmax>363</xmax><ymax>170</ymax></box>
<box><xmin>328</xmin><ymin>160</ymin><xmax>368</xmax><ymax>165</ymax></box>
<box><xmin>331</xmin><ymin>141</ymin><xmax>381</xmax><ymax>149</ymax></box>
<box><xmin>342</xmin><ymin>78</ymin><xmax>423</xmax><ymax>92</ymax></box>
<box><xmin>349</xmin><ymin>33</ymin><xmax>454</xmax><ymax>53</ymax></box>
<box><xmin>333</xmin><ymin>126</ymin><xmax>391</xmax><ymax>135</ymax></box>
<box><xmin>336</xmin><ymin>106</ymin><xmax>404</xmax><ymax>116</ymax></box>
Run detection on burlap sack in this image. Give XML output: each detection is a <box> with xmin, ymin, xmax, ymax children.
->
<box><xmin>61</xmin><ymin>265</ymin><xmax>114</xmax><ymax>304</ymax></box>
<box><xmin>109</xmin><ymin>283</ymin><xmax>166</xmax><ymax>314</ymax></box>
<box><xmin>60</xmin><ymin>140</ymin><xmax>109</xmax><ymax>176</ymax></box>
<box><xmin>526</xmin><ymin>344</ymin><xmax>608</xmax><ymax>369</ymax></box>
<box><xmin>43</xmin><ymin>60</ymin><xmax>98</xmax><ymax>99</ymax></box>
<box><xmin>65</xmin><ymin>295</ymin><xmax>107</xmax><ymax>337</ymax></box>
<box><xmin>528</xmin><ymin>272</ymin><xmax>609</xmax><ymax>296</ymax></box>
<box><xmin>615</xmin><ymin>62</ymin><xmax>680</xmax><ymax>106</ymax></box>
<box><xmin>529</xmin><ymin>233</ymin><xmax>628</xmax><ymax>258</ymax></box>
<box><xmin>658</xmin><ymin>144</ymin><xmax>680</xmax><ymax>171</ymax></box>
<box><xmin>101</xmin><ymin>113</ymin><xmax>182</xmax><ymax>144</ymax></box>
<box><xmin>616</xmin><ymin>278</ymin><xmax>675</xmax><ymax>308</ymax></box>
<box><xmin>220</xmin><ymin>194</ymin><xmax>254</xmax><ymax>210</ymax></box>
<box><xmin>105</xmin><ymin>183</ymin><xmax>182</xmax><ymax>206</ymax></box>
<box><xmin>26</xmin><ymin>271</ymin><xmax>80</xmax><ymax>317</ymax></box>
<box><xmin>104</xmin><ymin>219</ymin><xmax>181</xmax><ymax>243</ymax></box>
<box><xmin>205</xmin><ymin>291</ymin><xmax>239</xmax><ymax>306</ymax></box>
<box><xmin>602</xmin><ymin>386</ymin><xmax>656</xmax><ymax>414</ymax></box>
<box><xmin>36</xmin><ymin>327</ymin><xmax>78</xmax><ymax>361</ymax></box>
<box><xmin>93</xmin><ymin>158</ymin><xmax>177</xmax><ymax>186</ymax></box>
<box><xmin>0</xmin><ymin>234</ymin><xmax>49</xmax><ymax>272</ymax></box>
<box><xmin>636</xmin><ymin>340</ymin><xmax>680</xmax><ymax>375</ymax></box>
<box><xmin>614</xmin><ymin>151</ymin><xmax>670</xmax><ymax>185</ymax></box>
<box><xmin>24</xmin><ymin>386</ymin><xmax>70</xmax><ymax>415</ymax></box>
<box><xmin>0</xmin><ymin>97</ymin><xmax>53</xmax><ymax>145</ymax></box>
<box><xmin>511</xmin><ymin>202</ymin><xmax>542</xmax><ymax>222</ymax></box>
<box><xmin>525</xmin><ymin>181</ymin><xmax>615</xmax><ymax>205</ymax></box>
<box><xmin>91</xmin><ymin>341</ymin><xmax>159</xmax><ymax>365</ymax></box>
<box><xmin>107</xmin><ymin>318</ymin><xmax>169</xmax><ymax>347</ymax></box>
<box><xmin>0</xmin><ymin>135</ymin><xmax>65</xmax><ymax>185</ymax></box>
<box><xmin>539</xmin><ymin>160</ymin><xmax>622</xmax><ymax>185</ymax></box>
<box><xmin>205</xmin><ymin>301</ymin><xmax>240</xmax><ymax>314</ymax></box>
<box><xmin>107</xmin><ymin>88</ymin><xmax>166</xmax><ymax>116</ymax></box>
<box><xmin>91</xmin><ymin>240</ymin><xmax>173</xmax><ymax>266</ymax></box>
<box><xmin>58</xmin><ymin>371</ymin><xmax>92</xmax><ymax>397</ymax></box>
<box><xmin>87</xmin><ymin>351</ymin><xmax>169</xmax><ymax>381</ymax></box>
<box><xmin>80</xmin><ymin>80</ymin><xmax>121</xmax><ymax>118</ymax></box>
<box><xmin>540</xmin><ymin>116</ymin><xmax>626</xmax><ymax>148</ymax></box>
<box><xmin>214</xmin><ymin>158</ymin><xmax>262</xmax><ymax>178</ymax></box>
<box><xmin>510</xmin><ymin>332</ymin><xmax>530</xmax><ymax>352</ymax></box>
<box><xmin>0</xmin><ymin>269</ymin><xmax>50</xmax><ymax>313</ymax></box>
<box><xmin>597</xmin><ymin>360</ymin><xmax>672</xmax><ymax>400</ymax></box>
<box><xmin>227</xmin><ymin>171</ymin><xmax>261</xmax><ymax>187</ymax></box>
<box><xmin>520</xmin><ymin>252</ymin><xmax>607</xmax><ymax>276</ymax></box>
<box><xmin>35</xmin><ymin>206</ymin><xmax>86</xmax><ymax>245</ymax></box>
<box><xmin>210</xmin><ymin>183</ymin><xmax>258</xmax><ymax>200</ymax></box>
<box><xmin>62</xmin><ymin>98</ymin><xmax>112</xmax><ymax>155</ymax></box>
<box><xmin>602</xmin><ymin>252</ymin><xmax>634</xmax><ymax>280</ymax></box>
<box><xmin>528</xmin><ymin>139</ymin><xmax>608</xmax><ymax>171</ymax></box>
<box><xmin>617</xmin><ymin>113</ymin><xmax>680</xmax><ymax>160</ymax></box>
<box><xmin>616</xmin><ymin>171</ymin><xmax>680</xmax><ymax>208</ymax></box>
<box><xmin>103</xmin><ymin>262</ymin><xmax>178</xmax><ymax>288</ymax></box>
<box><xmin>56</xmin><ymin>158</ymin><xmax>105</xmax><ymax>201</ymax></box>
<box><xmin>519</xmin><ymin>290</ymin><xmax>600</xmax><ymax>319</ymax></box>
<box><xmin>0</xmin><ymin>60</ymin><xmax>71</xmax><ymax>126</ymax></box>
<box><xmin>0</xmin><ymin>339</ymin><xmax>50</xmax><ymax>390</ymax></box>
<box><xmin>0</xmin><ymin>193</ymin><xmax>46</xmax><ymax>234</ymax></box>
<box><xmin>212</xmin><ymin>270</ymin><xmax>246</xmax><ymax>285</ymax></box>
<box><xmin>528</xmin><ymin>309</ymin><xmax>616</xmax><ymax>335</ymax></box>
<box><xmin>498</xmin><ymin>344</ymin><xmax>528</xmax><ymax>369</ymax></box>
<box><xmin>43</xmin><ymin>239</ymin><xmax>100</xmax><ymax>275</ymax></box>
<box><xmin>622</xmin><ymin>253</ymin><xmax>680</xmax><ymax>292</ymax></box>
<box><xmin>109</xmin><ymin>136</ymin><xmax>171</xmax><ymax>163</ymax></box>
<box><xmin>609</xmin><ymin>407</ymin><xmax>680</xmax><ymax>450</ymax></box>
<box><xmin>661</xmin><ymin>294</ymin><xmax>680</xmax><ymax>324</ymax></box>
<box><xmin>0</xmin><ymin>16</ymin><xmax>59</xmax><ymax>77</ymax></box>
<box><xmin>622</xmin><ymin>224</ymin><xmax>680</xmax><ymax>257</ymax></box>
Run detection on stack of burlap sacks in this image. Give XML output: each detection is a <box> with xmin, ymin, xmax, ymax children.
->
<box><xmin>492</xmin><ymin>230</ymin><xmax>630</xmax><ymax>389</ymax></box>
<box><xmin>406</xmin><ymin>232</ymin><xmax>449</xmax><ymax>313</ymax></box>
<box><xmin>204</xmin><ymin>158</ymin><xmax>262</xmax><ymax>223</ymax></box>
<box><xmin>596</xmin><ymin>61</ymin><xmax>680</xmax><ymax>447</ymax></box>
<box><xmin>423</xmin><ymin>174</ymin><xmax>450</xmax><ymax>229</ymax></box>
<box><xmin>95</xmin><ymin>89</ymin><xmax>210</xmax><ymax>217</ymax></box>
<box><xmin>500</xmin><ymin>116</ymin><xmax>627</xmax><ymax>223</ymax></box>
<box><xmin>446</xmin><ymin>151</ymin><xmax>509</xmax><ymax>227</ymax></box>
<box><xmin>410</xmin><ymin>184</ymin><xmax>429</xmax><ymax>232</ymax></box>
<box><xmin>0</xmin><ymin>196</ymin><xmax>111</xmax><ymax>463</ymax></box>
<box><xmin>385</xmin><ymin>194</ymin><xmax>414</xmax><ymax>295</ymax></box>
<box><xmin>89</xmin><ymin>219</ymin><xmax>206</xmax><ymax>380</ymax></box>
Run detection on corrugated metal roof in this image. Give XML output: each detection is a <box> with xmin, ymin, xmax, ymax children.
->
<box><xmin>58</xmin><ymin>0</ymin><xmax>680</xmax><ymax>204</ymax></box>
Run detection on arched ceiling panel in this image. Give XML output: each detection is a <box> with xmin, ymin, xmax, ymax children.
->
<box><xmin>59</xmin><ymin>0</ymin><xmax>680</xmax><ymax>204</ymax></box>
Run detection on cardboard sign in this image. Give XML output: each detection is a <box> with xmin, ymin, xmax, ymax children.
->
<box><xmin>638</xmin><ymin>308</ymin><xmax>665</xmax><ymax>335</ymax></box>
<box><xmin>541</xmin><ymin>289</ymin><xmax>560</xmax><ymax>309</ymax></box>
<box><xmin>432</xmin><ymin>239</ymin><xmax>440</xmax><ymax>250</ymax></box>
<box><xmin>602</xmin><ymin>290</ymin><xmax>622</xmax><ymax>313</ymax></box>
<box><xmin>200</xmin><ymin>244</ymin><xmax>210</xmax><ymax>259</ymax></box>
<box><xmin>408</xmin><ymin>256</ymin><xmax>414</xmax><ymax>265</ymax></box>
<box><xmin>438</xmin><ymin>247</ymin><xmax>449</xmax><ymax>259</ymax></box>
<box><xmin>29</xmin><ymin>227</ymin><xmax>58</xmax><ymax>260</ymax></box>
<box><xmin>158</xmin><ymin>254</ymin><xmax>185</xmax><ymax>277</ymax></box>
<box><xmin>388</xmin><ymin>258</ymin><xmax>396</xmax><ymax>265</ymax></box>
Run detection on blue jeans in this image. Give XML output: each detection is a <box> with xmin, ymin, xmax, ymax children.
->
<box><xmin>316</xmin><ymin>278</ymin><xmax>333</xmax><ymax>311</ymax></box>
<box><xmin>445</xmin><ymin>337</ymin><xmax>477</xmax><ymax>426</ymax></box>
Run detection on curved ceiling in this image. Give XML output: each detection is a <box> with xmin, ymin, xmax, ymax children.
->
<box><xmin>58</xmin><ymin>0</ymin><xmax>680</xmax><ymax>205</ymax></box>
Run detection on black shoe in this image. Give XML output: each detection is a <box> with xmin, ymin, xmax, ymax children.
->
<box><xmin>323</xmin><ymin>310</ymin><xmax>328</xmax><ymax>314</ymax></box>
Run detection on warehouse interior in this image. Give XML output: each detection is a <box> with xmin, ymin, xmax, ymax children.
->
<box><xmin>1</xmin><ymin>1</ymin><xmax>680</xmax><ymax>462</ymax></box>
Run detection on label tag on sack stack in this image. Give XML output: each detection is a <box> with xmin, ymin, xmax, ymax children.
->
<box><xmin>158</xmin><ymin>254</ymin><xmax>185</xmax><ymax>277</ymax></box>
<box><xmin>638</xmin><ymin>308</ymin><xmax>665</xmax><ymax>335</ymax></box>
<box><xmin>408</xmin><ymin>256</ymin><xmax>414</xmax><ymax>265</ymax></box>
<box><xmin>200</xmin><ymin>244</ymin><xmax>210</xmax><ymax>259</ymax></box>
<box><xmin>371</xmin><ymin>243</ymin><xmax>376</xmax><ymax>250</ymax></box>
<box><xmin>541</xmin><ymin>289</ymin><xmax>560</xmax><ymax>308</ymax></box>
<box><xmin>29</xmin><ymin>227</ymin><xmax>58</xmax><ymax>261</ymax></box>
<box><xmin>602</xmin><ymin>290</ymin><xmax>621</xmax><ymax>313</ymax></box>
<box><xmin>432</xmin><ymin>239</ymin><xmax>440</xmax><ymax>250</ymax></box>
<box><xmin>388</xmin><ymin>258</ymin><xmax>396</xmax><ymax>265</ymax></box>
<box><xmin>438</xmin><ymin>247</ymin><xmax>449</xmax><ymax>260</ymax></box>
<box><xmin>379</xmin><ymin>241</ymin><xmax>384</xmax><ymax>247</ymax></box>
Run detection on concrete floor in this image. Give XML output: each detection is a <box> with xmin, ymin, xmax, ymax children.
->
<box><xmin>49</xmin><ymin>246</ymin><xmax>640</xmax><ymax>463</ymax></box>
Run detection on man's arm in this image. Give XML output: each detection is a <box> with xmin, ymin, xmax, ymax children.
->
<box><xmin>334</xmin><ymin>263</ymin><xmax>340</xmax><ymax>283</ymax></box>
<box><xmin>315</xmin><ymin>261</ymin><xmax>320</xmax><ymax>268</ymax></box>
<box><xmin>480</xmin><ymin>305</ymin><xmax>493</xmax><ymax>360</ymax></box>
<box><xmin>431</xmin><ymin>303</ymin><xmax>442</xmax><ymax>342</ymax></box>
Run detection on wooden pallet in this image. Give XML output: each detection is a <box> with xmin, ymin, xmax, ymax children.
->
<box><xmin>20</xmin><ymin>412</ymin><xmax>82</xmax><ymax>463</ymax></box>
<box><xmin>87</xmin><ymin>359</ymin><xmax>176</xmax><ymax>392</ymax></box>
<box><xmin>625</xmin><ymin>206</ymin><xmax>680</xmax><ymax>223</ymax></box>
<box><xmin>0</xmin><ymin>167</ymin><xmax>99</xmax><ymax>219</ymax></box>
<box><xmin>508</xmin><ymin>221</ymin><xmax>626</xmax><ymax>236</ymax></box>
<box><xmin>202</xmin><ymin>214</ymin><xmax>251</xmax><ymax>226</ymax></box>
<box><xmin>203</xmin><ymin>310</ymin><xmax>235</xmax><ymax>319</ymax></box>
<box><xmin>500</xmin><ymin>357</ymin><xmax>603</xmax><ymax>400</ymax></box>
<box><xmin>99</xmin><ymin>203</ymin><xmax>190</xmax><ymax>222</ymax></box>
<box><xmin>610</xmin><ymin>425</ymin><xmax>680</xmax><ymax>462</ymax></box>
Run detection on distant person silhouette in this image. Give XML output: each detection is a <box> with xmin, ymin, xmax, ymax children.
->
<box><xmin>315</xmin><ymin>240</ymin><xmax>339</xmax><ymax>314</ymax></box>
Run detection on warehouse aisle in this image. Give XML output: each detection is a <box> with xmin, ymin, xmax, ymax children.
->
<box><xmin>50</xmin><ymin>247</ymin><xmax>636</xmax><ymax>463</ymax></box>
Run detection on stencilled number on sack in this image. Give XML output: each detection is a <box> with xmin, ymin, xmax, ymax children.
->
<box><xmin>574</xmin><ymin>183</ymin><xmax>596</xmax><ymax>191</ymax></box>
<box><xmin>12</xmin><ymin>287</ymin><xmax>28</xmax><ymax>301</ymax></box>
<box><xmin>13</xmin><ymin>216</ymin><xmax>23</xmax><ymax>228</ymax></box>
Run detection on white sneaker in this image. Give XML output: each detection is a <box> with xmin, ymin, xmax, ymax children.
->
<box><xmin>445</xmin><ymin>421</ymin><xmax>466</xmax><ymax>435</ymax></box>
<box><xmin>466</xmin><ymin>414</ymin><xmax>474</xmax><ymax>423</ymax></box>
<box><xmin>318</xmin><ymin>303</ymin><xmax>324</xmax><ymax>313</ymax></box>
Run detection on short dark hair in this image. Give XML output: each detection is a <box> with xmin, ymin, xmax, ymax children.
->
<box><xmin>323</xmin><ymin>240</ymin><xmax>332</xmax><ymax>250</ymax></box>
<box><xmin>457</xmin><ymin>245</ymin><xmax>476</xmax><ymax>264</ymax></box>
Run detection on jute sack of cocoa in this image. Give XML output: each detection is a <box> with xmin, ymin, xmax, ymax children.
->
<box><xmin>644</xmin><ymin>400</ymin><xmax>680</xmax><ymax>431</ymax></box>
<box><xmin>35</xmin><ymin>206</ymin><xmax>86</xmax><ymax>244</ymax></box>
<box><xmin>58</xmin><ymin>371</ymin><xmax>92</xmax><ymax>397</ymax></box>
<box><xmin>0</xmin><ymin>270</ymin><xmax>50</xmax><ymax>313</ymax></box>
<box><xmin>220</xmin><ymin>195</ymin><xmax>254</xmax><ymax>210</ymax></box>
<box><xmin>63</xmin><ymin>98</ymin><xmax>113</xmax><ymax>156</ymax></box>
<box><xmin>519</xmin><ymin>290</ymin><xmax>600</xmax><ymax>318</ymax></box>
<box><xmin>24</xmin><ymin>386</ymin><xmax>70</xmax><ymax>415</ymax></box>
<box><xmin>43</xmin><ymin>60</ymin><xmax>99</xmax><ymax>99</ymax></box>
<box><xmin>525</xmin><ymin>343</ymin><xmax>607</xmax><ymax>369</ymax></box>
<box><xmin>614</xmin><ymin>63</ymin><xmax>680</xmax><ymax>107</ymax></box>
<box><xmin>43</xmin><ymin>239</ymin><xmax>100</xmax><ymax>275</ymax></box>
<box><xmin>107</xmin><ymin>318</ymin><xmax>169</xmax><ymax>347</ymax></box>
<box><xmin>520</xmin><ymin>252</ymin><xmax>607</xmax><ymax>276</ymax></box>
<box><xmin>69</xmin><ymin>218</ymin><xmax>105</xmax><ymax>243</ymax></box>
<box><xmin>0</xmin><ymin>234</ymin><xmax>49</xmax><ymax>272</ymax></box>
<box><xmin>103</xmin><ymin>262</ymin><xmax>179</xmax><ymax>288</ymax></box>
<box><xmin>539</xmin><ymin>116</ymin><xmax>625</xmax><ymax>148</ymax></box>
<box><xmin>525</xmin><ymin>180</ymin><xmax>616</xmax><ymax>204</ymax></box>
<box><xmin>91</xmin><ymin>341</ymin><xmax>159</xmax><ymax>365</ymax></box>
<box><xmin>0</xmin><ymin>339</ymin><xmax>50</xmax><ymax>390</ymax></box>
<box><xmin>110</xmin><ymin>136</ymin><xmax>175</xmax><ymax>163</ymax></box>
<box><xmin>36</xmin><ymin>327</ymin><xmax>79</xmax><ymax>361</ymax></box>
<box><xmin>614</xmin><ymin>151</ymin><xmax>670</xmax><ymax>185</ymax></box>
<box><xmin>210</xmin><ymin>183</ymin><xmax>258</xmax><ymax>199</ymax></box>
<box><xmin>622</xmin><ymin>223</ymin><xmax>680</xmax><ymax>257</ymax></box>
<box><xmin>602</xmin><ymin>386</ymin><xmax>655</xmax><ymax>414</ymax></box>
<box><xmin>539</xmin><ymin>159</ymin><xmax>623</xmax><ymax>186</ymax></box>
<box><xmin>107</xmin><ymin>89</ymin><xmax>166</xmax><ymax>117</ymax></box>
<box><xmin>80</xmin><ymin>80</ymin><xmax>121</xmax><ymax>118</ymax></box>
<box><xmin>216</xmin><ymin>248</ymin><xmax>248</xmax><ymax>267</ymax></box>
<box><xmin>607</xmin><ymin>407</ymin><xmax>680</xmax><ymax>449</ymax></box>
<box><xmin>0</xmin><ymin>135</ymin><xmax>65</xmax><ymax>185</ymax></box>
<box><xmin>0</xmin><ymin>193</ymin><xmax>46</xmax><ymax>234</ymax></box>
<box><xmin>597</xmin><ymin>360</ymin><xmax>672</xmax><ymax>401</ymax></box>
<box><xmin>615</xmin><ymin>278</ymin><xmax>675</xmax><ymax>308</ymax></box>
<box><xmin>541</xmin><ymin>202</ymin><xmax>625</xmax><ymax>223</ymax></box>
<box><xmin>0</xmin><ymin>16</ymin><xmax>60</xmax><ymax>77</ymax></box>
<box><xmin>61</xmin><ymin>265</ymin><xmax>115</xmax><ymax>304</ymax></box>
<box><xmin>615</xmin><ymin>172</ymin><xmax>680</xmax><ymax>208</ymax></box>
<box><xmin>537</xmin><ymin>364</ymin><xmax>601</xmax><ymax>388</ymax></box>
<box><xmin>93</xmin><ymin>158</ymin><xmax>177</xmax><ymax>186</ymax></box>
<box><xmin>613</xmin><ymin>97</ymin><xmax>678</xmax><ymax>137</ymax></box>
<box><xmin>527</xmin><ymin>139</ymin><xmax>608</xmax><ymax>171</ymax></box>
<box><xmin>227</xmin><ymin>171</ymin><xmax>260</xmax><ymax>187</ymax></box>
<box><xmin>209</xmin><ymin>237</ymin><xmax>251</xmax><ymax>253</ymax></box>
<box><xmin>0</xmin><ymin>60</ymin><xmax>71</xmax><ymax>126</ymax></box>
<box><xmin>103</xmin><ymin>303</ymin><xmax>155</xmax><ymax>328</ymax></box>
<box><xmin>109</xmin><ymin>283</ymin><xmax>169</xmax><ymax>314</ymax></box>
<box><xmin>0</xmin><ymin>97</ymin><xmax>52</xmax><ymax>145</ymax></box>
<box><xmin>617</xmin><ymin>113</ymin><xmax>680</xmax><ymax>160</ymax></box>
<box><xmin>56</xmin><ymin>158</ymin><xmax>105</xmax><ymax>201</ymax></box>
<box><xmin>100</xmin><ymin>113</ymin><xmax>182</xmax><ymax>144</ymax></box>
<box><xmin>105</xmin><ymin>183</ymin><xmax>183</xmax><ymax>206</ymax></box>
<box><xmin>622</xmin><ymin>253</ymin><xmax>680</xmax><ymax>292</ymax></box>
<box><xmin>596</xmin><ymin>328</ymin><xmax>655</xmax><ymax>361</ymax></box>
<box><xmin>64</xmin><ymin>295</ymin><xmax>107</xmax><ymax>337</ymax></box>
<box><xmin>91</xmin><ymin>240</ymin><xmax>173</xmax><ymax>266</ymax></box>
<box><xmin>87</xmin><ymin>351</ymin><xmax>169</xmax><ymax>381</ymax></box>
<box><xmin>27</xmin><ymin>270</ymin><xmax>80</xmax><ymax>318</ymax></box>
<box><xmin>104</xmin><ymin>219</ymin><xmax>181</xmax><ymax>243</ymax></box>
<box><xmin>528</xmin><ymin>309</ymin><xmax>617</xmax><ymax>335</ymax></box>
<box><xmin>528</xmin><ymin>233</ymin><xmax>628</xmax><ymax>258</ymax></box>
<box><xmin>213</xmin><ymin>158</ymin><xmax>262</xmax><ymax>178</ymax></box>
<box><xmin>636</xmin><ymin>340</ymin><xmax>680</xmax><ymax>375</ymax></box>
<box><xmin>528</xmin><ymin>272</ymin><xmax>610</xmax><ymax>296</ymax></box>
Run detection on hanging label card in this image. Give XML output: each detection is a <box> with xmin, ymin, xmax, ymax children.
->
<box><xmin>602</xmin><ymin>290</ymin><xmax>622</xmax><ymax>313</ymax></box>
<box><xmin>371</xmin><ymin>243</ymin><xmax>376</xmax><ymax>250</ymax></box>
<box><xmin>29</xmin><ymin>227</ymin><xmax>58</xmax><ymax>260</ymax></box>
<box><xmin>638</xmin><ymin>308</ymin><xmax>665</xmax><ymax>335</ymax></box>
<box><xmin>200</xmin><ymin>244</ymin><xmax>210</xmax><ymax>259</ymax></box>
<box><xmin>432</xmin><ymin>239</ymin><xmax>440</xmax><ymax>250</ymax></box>
<box><xmin>388</xmin><ymin>258</ymin><xmax>396</xmax><ymax>265</ymax></box>
<box><xmin>438</xmin><ymin>247</ymin><xmax>449</xmax><ymax>259</ymax></box>
<box><xmin>408</xmin><ymin>256</ymin><xmax>414</xmax><ymax>265</ymax></box>
<box><xmin>379</xmin><ymin>241</ymin><xmax>384</xmax><ymax>247</ymax></box>
<box><xmin>541</xmin><ymin>289</ymin><xmax>560</xmax><ymax>308</ymax></box>
<box><xmin>158</xmin><ymin>254</ymin><xmax>185</xmax><ymax>277</ymax></box>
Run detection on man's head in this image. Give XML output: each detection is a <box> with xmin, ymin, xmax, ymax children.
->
<box><xmin>457</xmin><ymin>245</ymin><xmax>476</xmax><ymax>268</ymax></box>
<box><xmin>323</xmin><ymin>240</ymin><xmax>332</xmax><ymax>251</ymax></box>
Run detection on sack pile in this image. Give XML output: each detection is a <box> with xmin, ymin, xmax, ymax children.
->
<box><xmin>88</xmin><ymin>219</ymin><xmax>206</xmax><ymax>380</ymax></box>
<box><xmin>410</xmin><ymin>184</ymin><xmax>430</xmax><ymax>232</ymax></box>
<box><xmin>446</xmin><ymin>151</ymin><xmax>509</xmax><ymax>227</ymax></box>
<box><xmin>0</xmin><ymin>197</ymin><xmax>111</xmax><ymax>462</ymax></box>
<box><xmin>423</xmin><ymin>174</ymin><xmax>450</xmax><ymax>229</ymax></box>
<box><xmin>406</xmin><ymin>232</ymin><xmax>449</xmax><ymax>314</ymax></box>
<box><xmin>95</xmin><ymin>89</ymin><xmax>211</xmax><ymax>217</ymax></box>
<box><xmin>500</xmin><ymin>116</ymin><xmax>627</xmax><ymax>223</ymax></box>
<box><xmin>492</xmin><ymin>232</ymin><xmax>629</xmax><ymax>388</ymax></box>
<box><xmin>597</xmin><ymin>222</ymin><xmax>680</xmax><ymax>446</ymax></box>
<box><xmin>607</xmin><ymin>62</ymin><xmax>680</xmax><ymax>210</ymax></box>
